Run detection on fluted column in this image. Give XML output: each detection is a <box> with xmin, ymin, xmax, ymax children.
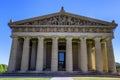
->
<box><xmin>43</xmin><ymin>41</ymin><xmax>46</xmax><ymax>69</ymax></box>
<box><xmin>80</xmin><ymin>38</ymin><xmax>88</xmax><ymax>73</ymax></box>
<box><xmin>95</xmin><ymin>38</ymin><xmax>103</xmax><ymax>72</ymax></box>
<box><xmin>16</xmin><ymin>39</ymin><xmax>24</xmax><ymax>71</ymax></box>
<box><xmin>87</xmin><ymin>41</ymin><xmax>93</xmax><ymax>70</ymax></box>
<box><xmin>20</xmin><ymin>37</ymin><xmax>30</xmax><ymax>71</ymax></box>
<box><xmin>51</xmin><ymin>37</ymin><xmax>58</xmax><ymax>71</ymax></box>
<box><xmin>91</xmin><ymin>47</ymin><xmax>96</xmax><ymax>70</ymax></box>
<box><xmin>30</xmin><ymin>40</ymin><xmax>37</xmax><ymax>70</ymax></box>
<box><xmin>78</xmin><ymin>41</ymin><xmax>81</xmax><ymax>70</ymax></box>
<box><xmin>36</xmin><ymin>37</ymin><xmax>44</xmax><ymax>71</ymax></box>
<box><xmin>106</xmin><ymin>38</ymin><xmax>116</xmax><ymax>73</ymax></box>
<box><xmin>101</xmin><ymin>40</ymin><xmax>108</xmax><ymax>72</ymax></box>
<box><xmin>8</xmin><ymin>37</ymin><xmax>18</xmax><ymax>72</ymax></box>
<box><xmin>66</xmin><ymin>37</ymin><xmax>73</xmax><ymax>72</ymax></box>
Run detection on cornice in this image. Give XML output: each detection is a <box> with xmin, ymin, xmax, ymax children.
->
<box><xmin>9</xmin><ymin>25</ymin><xmax>115</xmax><ymax>28</ymax></box>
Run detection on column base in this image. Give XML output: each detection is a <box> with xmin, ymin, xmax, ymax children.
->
<box><xmin>7</xmin><ymin>71</ymin><xmax>14</xmax><ymax>73</ymax></box>
<box><xmin>81</xmin><ymin>71</ymin><xmax>88</xmax><ymax>74</ymax></box>
<box><xmin>51</xmin><ymin>70</ymin><xmax>58</xmax><ymax>72</ymax></box>
<box><xmin>19</xmin><ymin>70</ymin><xmax>28</xmax><ymax>73</ymax></box>
<box><xmin>111</xmin><ymin>71</ymin><xmax>117</xmax><ymax>74</ymax></box>
<box><xmin>96</xmin><ymin>71</ymin><xmax>104</xmax><ymax>74</ymax></box>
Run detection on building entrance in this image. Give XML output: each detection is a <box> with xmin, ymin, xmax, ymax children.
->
<box><xmin>58</xmin><ymin>43</ymin><xmax>66</xmax><ymax>71</ymax></box>
<box><xmin>58</xmin><ymin>52</ymin><xmax>65</xmax><ymax>71</ymax></box>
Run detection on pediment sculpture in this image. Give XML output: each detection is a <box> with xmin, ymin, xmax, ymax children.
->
<box><xmin>20</xmin><ymin>15</ymin><xmax>108</xmax><ymax>26</ymax></box>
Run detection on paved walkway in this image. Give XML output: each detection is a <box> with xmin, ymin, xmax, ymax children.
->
<box><xmin>51</xmin><ymin>77</ymin><xmax>73</xmax><ymax>80</ymax></box>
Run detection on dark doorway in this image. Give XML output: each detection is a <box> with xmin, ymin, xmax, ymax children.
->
<box><xmin>58</xmin><ymin>52</ymin><xmax>65</xmax><ymax>71</ymax></box>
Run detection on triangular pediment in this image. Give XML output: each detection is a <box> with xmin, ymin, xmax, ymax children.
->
<box><xmin>9</xmin><ymin>8</ymin><xmax>117</xmax><ymax>27</ymax></box>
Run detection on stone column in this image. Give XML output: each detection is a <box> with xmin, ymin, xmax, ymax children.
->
<box><xmin>20</xmin><ymin>37</ymin><xmax>30</xmax><ymax>71</ymax></box>
<box><xmin>51</xmin><ymin>37</ymin><xmax>58</xmax><ymax>72</ymax></box>
<box><xmin>66</xmin><ymin>37</ymin><xmax>73</xmax><ymax>72</ymax></box>
<box><xmin>87</xmin><ymin>41</ymin><xmax>93</xmax><ymax>70</ymax></box>
<box><xmin>43</xmin><ymin>41</ymin><xmax>46</xmax><ymax>69</ymax></box>
<box><xmin>106</xmin><ymin>38</ymin><xmax>116</xmax><ymax>73</ymax></box>
<box><xmin>101</xmin><ymin>40</ymin><xmax>108</xmax><ymax>72</ymax></box>
<box><xmin>94</xmin><ymin>38</ymin><xmax>103</xmax><ymax>72</ymax></box>
<box><xmin>91</xmin><ymin>47</ymin><xmax>96</xmax><ymax>70</ymax></box>
<box><xmin>8</xmin><ymin>37</ymin><xmax>18</xmax><ymax>72</ymax></box>
<box><xmin>78</xmin><ymin>41</ymin><xmax>81</xmax><ymax>70</ymax></box>
<box><xmin>80</xmin><ymin>38</ymin><xmax>88</xmax><ymax>73</ymax></box>
<box><xmin>16</xmin><ymin>39</ymin><xmax>24</xmax><ymax>71</ymax></box>
<box><xmin>30</xmin><ymin>40</ymin><xmax>37</xmax><ymax>70</ymax></box>
<box><xmin>36</xmin><ymin>37</ymin><xmax>44</xmax><ymax>71</ymax></box>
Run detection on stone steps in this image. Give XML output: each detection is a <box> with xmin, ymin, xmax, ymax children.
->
<box><xmin>0</xmin><ymin>71</ymin><xmax>119</xmax><ymax>78</ymax></box>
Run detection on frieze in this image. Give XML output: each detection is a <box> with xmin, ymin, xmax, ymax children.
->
<box><xmin>12</xmin><ymin>27</ymin><xmax>113</xmax><ymax>33</ymax></box>
<box><xmin>19</xmin><ymin>15</ymin><xmax>108</xmax><ymax>26</ymax></box>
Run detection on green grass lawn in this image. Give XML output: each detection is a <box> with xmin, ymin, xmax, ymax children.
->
<box><xmin>0</xmin><ymin>77</ymin><xmax>120</xmax><ymax>80</ymax></box>
<box><xmin>74</xmin><ymin>77</ymin><xmax>120</xmax><ymax>80</ymax></box>
<box><xmin>0</xmin><ymin>78</ymin><xmax>50</xmax><ymax>80</ymax></box>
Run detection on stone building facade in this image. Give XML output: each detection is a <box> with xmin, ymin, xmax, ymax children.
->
<box><xmin>8</xmin><ymin>7</ymin><xmax>117</xmax><ymax>74</ymax></box>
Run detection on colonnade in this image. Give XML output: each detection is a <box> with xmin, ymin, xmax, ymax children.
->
<box><xmin>8</xmin><ymin>36</ymin><xmax>116</xmax><ymax>73</ymax></box>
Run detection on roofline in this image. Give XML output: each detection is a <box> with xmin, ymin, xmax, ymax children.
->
<box><xmin>8</xmin><ymin>10</ymin><xmax>118</xmax><ymax>27</ymax></box>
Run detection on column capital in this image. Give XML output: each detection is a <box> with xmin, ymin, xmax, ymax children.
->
<box><xmin>11</xmin><ymin>36</ymin><xmax>18</xmax><ymax>39</ymax></box>
<box><xmin>66</xmin><ymin>37</ymin><xmax>73</xmax><ymax>40</ymax></box>
<box><xmin>23</xmin><ymin>36</ymin><xmax>30</xmax><ymax>40</ymax></box>
<box><xmin>52</xmin><ymin>37</ymin><xmax>59</xmax><ymax>40</ymax></box>
<box><xmin>106</xmin><ymin>37</ymin><xmax>113</xmax><ymax>41</ymax></box>
<box><xmin>38</xmin><ymin>36</ymin><xmax>44</xmax><ymax>40</ymax></box>
<box><xmin>80</xmin><ymin>37</ymin><xmax>87</xmax><ymax>40</ymax></box>
<box><xmin>94</xmin><ymin>37</ymin><xmax>101</xmax><ymax>41</ymax></box>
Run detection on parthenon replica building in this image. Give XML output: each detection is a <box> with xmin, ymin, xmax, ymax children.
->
<box><xmin>8</xmin><ymin>7</ymin><xmax>117</xmax><ymax>74</ymax></box>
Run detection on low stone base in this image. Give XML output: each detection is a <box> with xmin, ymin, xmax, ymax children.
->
<box><xmin>0</xmin><ymin>71</ymin><xmax>119</xmax><ymax>78</ymax></box>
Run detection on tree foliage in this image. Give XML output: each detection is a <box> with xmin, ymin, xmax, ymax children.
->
<box><xmin>0</xmin><ymin>64</ymin><xmax>8</xmax><ymax>72</ymax></box>
<box><xmin>116</xmin><ymin>62</ymin><xmax>120</xmax><ymax>69</ymax></box>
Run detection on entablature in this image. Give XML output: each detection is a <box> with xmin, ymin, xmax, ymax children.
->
<box><xmin>11</xmin><ymin>32</ymin><xmax>114</xmax><ymax>39</ymax></box>
<box><xmin>12</xmin><ymin>27</ymin><xmax>113</xmax><ymax>33</ymax></box>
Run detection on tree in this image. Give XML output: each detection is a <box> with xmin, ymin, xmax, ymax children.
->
<box><xmin>116</xmin><ymin>62</ymin><xmax>120</xmax><ymax>69</ymax></box>
<box><xmin>0</xmin><ymin>64</ymin><xmax>8</xmax><ymax>72</ymax></box>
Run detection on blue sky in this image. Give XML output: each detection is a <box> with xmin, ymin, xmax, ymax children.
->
<box><xmin>0</xmin><ymin>0</ymin><xmax>120</xmax><ymax>64</ymax></box>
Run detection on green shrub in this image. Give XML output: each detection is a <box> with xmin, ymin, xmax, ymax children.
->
<box><xmin>116</xmin><ymin>62</ymin><xmax>120</xmax><ymax>69</ymax></box>
<box><xmin>0</xmin><ymin>64</ymin><xmax>8</xmax><ymax>72</ymax></box>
